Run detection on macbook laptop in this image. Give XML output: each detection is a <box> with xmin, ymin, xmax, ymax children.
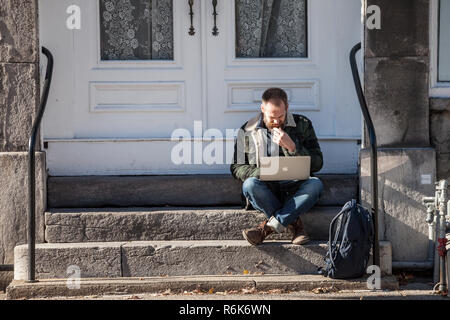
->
<box><xmin>259</xmin><ymin>156</ymin><xmax>311</xmax><ymax>181</ymax></box>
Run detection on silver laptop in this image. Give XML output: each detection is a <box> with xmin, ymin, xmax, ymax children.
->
<box><xmin>259</xmin><ymin>156</ymin><xmax>311</xmax><ymax>181</ymax></box>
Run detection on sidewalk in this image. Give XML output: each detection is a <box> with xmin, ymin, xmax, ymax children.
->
<box><xmin>1</xmin><ymin>280</ymin><xmax>447</xmax><ymax>300</ymax></box>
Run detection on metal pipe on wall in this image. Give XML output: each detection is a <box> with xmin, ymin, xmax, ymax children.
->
<box><xmin>392</xmin><ymin>261</ymin><xmax>433</xmax><ymax>270</ymax></box>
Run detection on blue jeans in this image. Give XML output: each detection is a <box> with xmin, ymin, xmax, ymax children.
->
<box><xmin>242</xmin><ymin>177</ymin><xmax>324</xmax><ymax>227</ymax></box>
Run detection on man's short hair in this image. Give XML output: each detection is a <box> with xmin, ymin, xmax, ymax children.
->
<box><xmin>262</xmin><ymin>88</ymin><xmax>288</xmax><ymax>108</ymax></box>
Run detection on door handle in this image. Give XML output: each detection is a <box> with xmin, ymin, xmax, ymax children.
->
<box><xmin>212</xmin><ymin>0</ymin><xmax>218</xmax><ymax>36</ymax></box>
<box><xmin>188</xmin><ymin>0</ymin><xmax>195</xmax><ymax>35</ymax></box>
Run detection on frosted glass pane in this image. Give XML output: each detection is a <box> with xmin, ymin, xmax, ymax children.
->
<box><xmin>439</xmin><ymin>0</ymin><xmax>450</xmax><ymax>81</ymax></box>
<box><xmin>99</xmin><ymin>0</ymin><xmax>173</xmax><ymax>61</ymax></box>
<box><xmin>235</xmin><ymin>0</ymin><xmax>307</xmax><ymax>58</ymax></box>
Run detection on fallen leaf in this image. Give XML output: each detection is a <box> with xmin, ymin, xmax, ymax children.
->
<box><xmin>208</xmin><ymin>288</ymin><xmax>215</xmax><ymax>294</ymax></box>
<box><xmin>405</xmin><ymin>274</ymin><xmax>414</xmax><ymax>280</ymax></box>
<box><xmin>193</xmin><ymin>288</ymin><xmax>203</xmax><ymax>294</ymax></box>
<box><xmin>255</xmin><ymin>261</ymin><xmax>264</xmax><ymax>268</ymax></box>
<box><xmin>243</xmin><ymin>269</ymin><xmax>250</xmax><ymax>275</ymax></box>
<box><xmin>161</xmin><ymin>289</ymin><xmax>172</xmax><ymax>296</ymax></box>
<box><xmin>311</xmin><ymin>286</ymin><xmax>339</xmax><ymax>294</ymax></box>
<box><xmin>267</xmin><ymin>289</ymin><xmax>283</xmax><ymax>294</ymax></box>
<box><xmin>242</xmin><ymin>287</ymin><xmax>257</xmax><ymax>294</ymax></box>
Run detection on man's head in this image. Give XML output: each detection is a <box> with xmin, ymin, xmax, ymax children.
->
<box><xmin>261</xmin><ymin>88</ymin><xmax>289</xmax><ymax>130</ymax></box>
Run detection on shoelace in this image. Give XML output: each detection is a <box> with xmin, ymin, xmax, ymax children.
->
<box><xmin>258</xmin><ymin>220</ymin><xmax>273</xmax><ymax>237</ymax></box>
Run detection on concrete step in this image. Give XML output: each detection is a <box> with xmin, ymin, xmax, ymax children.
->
<box><xmin>6</xmin><ymin>275</ymin><xmax>400</xmax><ymax>299</ymax></box>
<box><xmin>47</xmin><ymin>174</ymin><xmax>358</xmax><ymax>208</ymax></box>
<box><xmin>45</xmin><ymin>206</ymin><xmax>341</xmax><ymax>243</ymax></box>
<box><xmin>14</xmin><ymin>241</ymin><xmax>329</xmax><ymax>280</ymax></box>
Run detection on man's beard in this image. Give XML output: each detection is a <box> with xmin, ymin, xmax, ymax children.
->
<box><xmin>263</xmin><ymin>117</ymin><xmax>285</xmax><ymax>131</ymax></box>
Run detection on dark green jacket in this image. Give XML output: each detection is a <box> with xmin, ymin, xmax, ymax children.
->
<box><xmin>230</xmin><ymin>111</ymin><xmax>323</xmax><ymax>183</ymax></box>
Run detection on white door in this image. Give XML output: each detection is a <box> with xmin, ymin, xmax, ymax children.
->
<box><xmin>40</xmin><ymin>0</ymin><xmax>362</xmax><ymax>175</ymax></box>
<box><xmin>205</xmin><ymin>0</ymin><xmax>363</xmax><ymax>174</ymax></box>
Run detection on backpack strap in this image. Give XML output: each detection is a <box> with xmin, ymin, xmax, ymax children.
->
<box><xmin>327</xmin><ymin>200</ymin><xmax>353</xmax><ymax>269</ymax></box>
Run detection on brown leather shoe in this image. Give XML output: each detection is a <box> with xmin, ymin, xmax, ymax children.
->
<box><xmin>242</xmin><ymin>219</ymin><xmax>274</xmax><ymax>246</ymax></box>
<box><xmin>288</xmin><ymin>217</ymin><xmax>310</xmax><ymax>245</ymax></box>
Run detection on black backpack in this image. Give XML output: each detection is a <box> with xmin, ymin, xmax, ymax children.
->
<box><xmin>318</xmin><ymin>199</ymin><xmax>374</xmax><ymax>279</ymax></box>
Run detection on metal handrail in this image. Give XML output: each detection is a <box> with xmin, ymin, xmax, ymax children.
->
<box><xmin>27</xmin><ymin>46</ymin><xmax>53</xmax><ymax>282</ymax></box>
<box><xmin>0</xmin><ymin>265</ymin><xmax>14</xmax><ymax>272</ymax></box>
<box><xmin>350</xmin><ymin>43</ymin><xmax>380</xmax><ymax>267</ymax></box>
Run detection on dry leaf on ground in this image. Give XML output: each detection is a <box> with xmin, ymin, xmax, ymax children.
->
<box><xmin>311</xmin><ymin>286</ymin><xmax>339</xmax><ymax>294</ymax></box>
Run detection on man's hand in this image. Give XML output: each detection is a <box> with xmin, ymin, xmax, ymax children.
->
<box><xmin>272</xmin><ymin>128</ymin><xmax>296</xmax><ymax>153</ymax></box>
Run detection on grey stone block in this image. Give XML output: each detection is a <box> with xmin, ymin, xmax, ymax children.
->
<box><xmin>14</xmin><ymin>243</ymin><xmax>124</xmax><ymax>281</ymax></box>
<box><xmin>0</xmin><ymin>63</ymin><xmax>40</xmax><ymax>152</ymax></box>
<box><xmin>360</xmin><ymin>148</ymin><xmax>436</xmax><ymax>262</ymax></box>
<box><xmin>0</xmin><ymin>0</ymin><xmax>39</xmax><ymax>63</ymax></box>
<box><xmin>430</xmin><ymin>108</ymin><xmax>450</xmax><ymax>181</ymax></box>
<box><xmin>44</xmin><ymin>206</ymin><xmax>341</xmax><ymax>243</ymax></box>
<box><xmin>13</xmin><ymin>241</ymin><xmax>328</xmax><ymax>280</ymax></box>
<box><xmin>364</xmin><ymin>57</ymin><xmax>430</xmax><ymax>147</ymax></box>
<box><xmin>0</xmin><ymin>152</ymin><xmax>46</xmax><ymax>265</ymax></box>
<box><xmin>368</xmin><ymin>241</ymin><xmax>392</xmax><ymax>275</ymax></box>
<box><xmin>121</xmin><ymin>240</ymin><xmax>327</xmax><ymax>277</ymax></box>
<box><xmin>430</xmin><ymin>98</ymin><xmax>450</xmax><ymax>112</ymax></box>
<box><xmin>365</xmin><ymin>0</ymin><xmax>429</xmax><ymax>58</ymax></box>
<box><xmin>47</xmin><ymin>174</ymin><xmax>358</xmax><ymax>208</ymax></box>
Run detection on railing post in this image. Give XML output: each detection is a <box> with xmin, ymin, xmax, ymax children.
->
<box><xmin>27</xmin><ymin>46</ymin><xmax>53</xmax><ymax>282</ymax></box>
<box><xmin>350</xmin><ymin>43</ymin><xmax>380</xmax><ymax>267</ymax></box>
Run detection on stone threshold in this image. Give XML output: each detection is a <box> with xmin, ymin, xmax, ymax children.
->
<box><xmin>6</xmin><ymin>274</ymin><xmax>399</xmax><ymax>300</ymax></box>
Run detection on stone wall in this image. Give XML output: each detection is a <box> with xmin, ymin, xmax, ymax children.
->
<box><xmin>363</xmin><ymin>0</ymin><xmax>437</xmax><ymax>262</ymax></box>
<box><xmin>0</xmin><ymin>0</ymin><xmax>46</xmax><ymax>274</ymax></box>
<box><xmin>429</xmin><ymin>99</ymin><xmax>450</xmax><ymax>181</ymax></box>
<box><xmin>0</xmin><ymin>0</ymin><xmax>41</xmax><ymax>152</ymax></box>
<box><xmin>365</xmin><ymin>0</ymin><xmax>430</xmax><ymax>148</ymax></box>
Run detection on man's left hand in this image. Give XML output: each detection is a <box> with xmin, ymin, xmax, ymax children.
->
<box><xmin>272</xmin><ymin>128</ymin><xmax>296</xmax><ymax>153</ymax></box>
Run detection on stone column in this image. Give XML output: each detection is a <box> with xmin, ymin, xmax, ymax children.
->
<box><xmin>0</xmin><ymin>0</ymin><xmax>46</xmax><ymax>287</ymax></box>
<box><xmin>362</xmin><ymin>0</ymin><xmax>436</xmax><ymax>262</ymax></box>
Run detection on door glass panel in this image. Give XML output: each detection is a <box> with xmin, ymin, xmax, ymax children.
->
<box><xmin>100</xmin><ymin>0</ymin><xmax>174</xmax><ymax>60</ymax></box>
<box><xmin>235</xmin><ymin>0</ymin><xmax>307</xmax><ymax>58</ymax></box>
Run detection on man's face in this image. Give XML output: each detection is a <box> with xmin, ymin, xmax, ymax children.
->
<box><xmin>261</xmin><ymin>100</ymin><xmax>288</xmax><ymax>130</ymax></box>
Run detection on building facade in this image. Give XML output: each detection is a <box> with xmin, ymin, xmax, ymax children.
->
<box><xmin>0</xmin><ymin>0</ymin><xmax>448</xmax><ymax>285</ymax></box>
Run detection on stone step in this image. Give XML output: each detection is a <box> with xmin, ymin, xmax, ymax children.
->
<box><xmin>45</xmin><ymin>206</ymin><xmax>341</xmax><ymax>243</ymax></box>
<box><xmin>6</xmin><ymin>275</ymin><xmax>400</xmax><ymax>299</ymax></box>
<box><xmin>14</xmin><ymin>241</ymin><xmax>328</xmax><ymax>280</ymax></box>
<box><xmin>47</xmin><ymin>174</ymin><xmax>358</xmax><ymax>208</ymax></box>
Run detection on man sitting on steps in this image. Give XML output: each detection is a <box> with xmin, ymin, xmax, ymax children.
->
<box><xmin>230</xmin><ymin>88</ymin><xmax>324</xmax><ymax>246</ymax></box>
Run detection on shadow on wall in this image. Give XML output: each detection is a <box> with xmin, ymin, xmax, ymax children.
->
<box><xmin>0</xmin><ymin>271</ymin><xmax>13</xmax><ymax>292</ymax></box>
<box><xmin>360</xmin><ymin>149</ymin><xmax>436</xmax><ymax>262</ymax></box>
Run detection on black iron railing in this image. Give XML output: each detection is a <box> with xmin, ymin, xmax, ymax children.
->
<box><xmin>350</xmin><ymin>43</ymin><xmax>380</xmax><ymax>267</ymax></box>
<box><xmin>27</xmin><ymin>46</ymin><xmax>54</xmax><ymax>282</ymax></box>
